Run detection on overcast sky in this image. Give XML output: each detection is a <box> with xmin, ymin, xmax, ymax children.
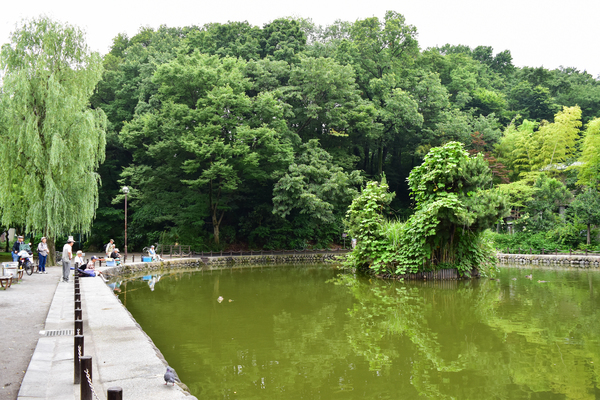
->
<box><xmin>1</xmin><ymin>0</ymin><xmax>598</xmax><ymax>78</ymax></box>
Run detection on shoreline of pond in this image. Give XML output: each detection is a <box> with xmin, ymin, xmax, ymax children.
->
<box><xmin>497</xmin><ymin>252</ymin><xmax>600</xmax><ymax>267</ymax></box>
<box><xmin>99</xmin><ymin>253</ymin><xmax>345</xmax><ymax>279</ymax></box>
<box><xmin>94</xmin><ymin>250</ymin><xmax>600</xmax><ymax>286</ymax></box>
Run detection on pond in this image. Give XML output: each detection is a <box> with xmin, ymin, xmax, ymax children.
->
<box><xmin>117</xmin><ymin>265</ymin><xmax>600</xmax><ymax>399</ymax></box>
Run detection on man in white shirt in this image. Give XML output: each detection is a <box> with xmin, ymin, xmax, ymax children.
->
<box><xmin>105</xmin><ymin>239</ymin><xmax>115</xmax><ymax>258</ymax></box>
<box><xmin>62</xmin><ymin>239</ymin><xmax>74</xmax><ymax>283</ymax></box>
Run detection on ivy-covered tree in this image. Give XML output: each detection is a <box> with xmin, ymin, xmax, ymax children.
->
<box><xmin>346</xmin><ymin>142</ymin><xmax>509</xmax><ymax>275</ymax></box>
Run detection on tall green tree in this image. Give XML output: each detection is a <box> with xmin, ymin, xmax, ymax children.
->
<box><xmin>532</xmin><ymin>105</ymin><xmax>581</xmax><ymax>170</ymax></box>
<box><xmin>577</xmin><ymin>117</ymin><xmax>600</xmax><ymax>188</ymax></box>
<box><xmin>569</xmin><ymin>188</ymin><xmax>600</xmax><ymax>245</ymax></box>
<box><xmin>272</xmin><ymin>139</ymin><xmax>362</xmax><ymax>232</ymax></box>
<box><xmin>121</xmin><ymin>52</ymin><xmax>294</xmax><ymax>246</ymax></box>
<box><xmin>0</xmin><ymin>17</ymin><xmax>106</xmax><ymax>260</ymax></box>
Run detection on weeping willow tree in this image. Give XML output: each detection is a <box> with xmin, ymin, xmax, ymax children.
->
<box><xmin>0</xmin><ymin>17</ymin><xmax>106</xmax><ymax>263</ymax></box>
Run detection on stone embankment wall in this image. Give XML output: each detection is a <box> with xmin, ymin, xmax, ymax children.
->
<box><xmin>99</xmin><ymin>253</ymin><xmax>346</xmax><ymax>277</ymax></box>
<box><xmin>100</xmin><ymin>258</ymin><xmax>204</xmax><ymax>277</ymax></box>
<box><xmin>203</xmin><ymin>253</ymin><xmax>343</xmax><ymax>266</ymax></box>
<box><xmin>497</xmin><ymin>253</ymin><xmax>600</xmax><ymax>267</ymax></box>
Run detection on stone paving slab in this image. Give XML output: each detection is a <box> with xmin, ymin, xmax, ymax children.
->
<box><xmin>0</xmin><ymin>265</ymin><xmax>60</xmax><ymax>400</ymax></box>
<box><xmin>83</xmin><ymin>276</ymin><xmax>195</xmax><ymax>399</ymax></box>
<box><xmin>18</xmin><ymin>263</ymin><xmax>197</xmax><ymax>400</ymax></box>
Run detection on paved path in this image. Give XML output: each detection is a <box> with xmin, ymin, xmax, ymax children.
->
<box><xmin>2</xmin><ymin>261</ymin><xmax>197</xmax><ymax>400</ymax></box>
<box><xmin>0</xmin><ymin>266</ymin><xmax>60</xmax><ymax>400</ymax></box>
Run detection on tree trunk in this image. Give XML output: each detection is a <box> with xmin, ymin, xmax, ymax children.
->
<box><xmin>213</xmin><ymin>215</ymin><xmax>220</xmax><ymax>245</ymax></box>
<box><xmin>212</xmin><ymin>208</ymin><xmax>225</xmax><ymax>245</ymax></box>
<box><xmin>587</xmin><ymin>223</ymin><xmax>591</xmax><ymax>245</ymax></box>
<box><xmin>47</xmin><ymin>237</ymin><xmax>56</xmax><ymax>266</ymax></box>
<box><xmin>377</xmin><ymin>142</ymin><xmax>383</xmax><ymax>175</ymax></box>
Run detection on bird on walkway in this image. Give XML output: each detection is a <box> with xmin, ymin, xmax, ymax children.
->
<box><xmin>164</xmin><ymin>366</ymin><xmax>180</xmax><ymax>386</ymax></box>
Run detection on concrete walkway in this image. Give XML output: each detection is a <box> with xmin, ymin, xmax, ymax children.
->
<box><xmin>4</xmin><ymin>262</ymin><xmax>197</xmax><ymax>400</ymax></box>
<box><xmin>0</xmin><ymin>266</ymin><xmax>60</xmax><ymax>400</ymax></box>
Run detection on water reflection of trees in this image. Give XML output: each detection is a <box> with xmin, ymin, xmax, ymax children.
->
<box><xmin>122</xmin><ymin>267</ymin><xmax>600</xmax><ymax>399</ymax></box>
<box><xmin>335</xmin><ymin>272</ymin><xmax>600</xmax><ymax>399</ymax></box>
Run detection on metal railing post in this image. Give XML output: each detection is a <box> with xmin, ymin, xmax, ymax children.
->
<box><xmin>107</xmin><ymin>387</ymin><xmax>123</xmax><ymax>400</ymax></box>
<box><xmin>80</xmin><ymin>356</ymin><xmax>93</xmax><ymax>400</ymax></box>
<box><xmin>75</xmin><ymin>319</ymin><xmax>83</xmax><ymax>336</ymax></box>
<box><xmin>74</xmin><ymin>335</ymin><xmax>84</xmax><ymax>384</ymax></box>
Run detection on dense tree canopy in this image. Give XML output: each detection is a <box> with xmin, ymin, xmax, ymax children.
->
<box><xmin>3</xmin><ymin>12</ymin><xmax>599</xmax><ymax>251</ymax></box>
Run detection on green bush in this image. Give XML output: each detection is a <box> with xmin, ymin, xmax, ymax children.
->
<box><xmin>487</xmin><ymin>227</ymin><xmax>598</xmax><ymax>253</ymax></box>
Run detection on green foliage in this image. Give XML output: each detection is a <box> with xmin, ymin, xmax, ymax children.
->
<box><xmin>577</xmin><ymin>118</ymin><xmax>600</xmax><ymax>188</ymax></box>
<box><xmin>488</xmin><ymin>229</ymin><xmax>596</xmax><ymax>252</ymax></box>
<box><xmin>522</xmin><ymin>174</ymin><xmax>572</xmax><ymax>231</ymax></box>
<box><xmin>58</xmin><ymin>12</ymin><xmax>600</xmax><ymax>251</ymax></box>
<box><xmin>345</xmin><ymin>142</ymin><xmax>508</xmax><ymax>276</ymax></box>
<box><xmin>496</xmin><ymin>106</ymin><xmax>582</xmax><ymax>180</ymax></box>
<box><xmin>569</xmin><ymin>188</ymin><xmax>600</xmax><ymax>244</ymax></box>
<box><xmin>0</xmin><ymin>17</ymin><xmax>106</xmax><ymax>241</ymax></box>
<box><xmin>343</xmin><ymin>178</ymin><xmax>395</xmax><ymax>272</ymax></box>
<box><xmin>273</xmin><ymin>139</ymin><xmax>362</xmax><ymax>226</ymax></box>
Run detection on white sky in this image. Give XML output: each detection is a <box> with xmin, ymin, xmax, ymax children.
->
<box><xmin>1</xmin><ymin>0</ymin><xmax>599</xmax><ymax>78</ymax></box>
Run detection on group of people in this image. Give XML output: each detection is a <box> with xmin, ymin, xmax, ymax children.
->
<box><xmin>12</xmin><ymin>235</ymin><xmax>49</xmax><ymax>274</ymax></box>
<box><xmin>104</xmin><ymin>238</ymin><xmax>163</xmax><ymax>262</ymax></box>
<box><xmin>61</xmin><ymin>238</ymin><xmax>104</xmax><ymax>282</ymax></box>
<box><xmin>104</xmin><ymin>239</ymin><xmax>122</xmax><ymax>262</ymax></box>
<box><xmin>11</xmin><ymin>235</ymin><xmax>161</xmax><ymax>283</ymax></box>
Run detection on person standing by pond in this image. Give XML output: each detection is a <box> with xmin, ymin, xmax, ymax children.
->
<box><xmin>61</xmin><ymin>238</ymin><xmax>74</xmax><ymax>283</ymax></box>
<box><xmin>12</xmin><ymin>235</ymin><xmax>24</xmax><ymax>262</ymax></box>
<box><xmin>37</xmin><ymin>237</ymin><xmax>48</xmax><ymax>274</ymax></box>
<box><xmin>105</xmin><ymin>239</ymin><xmax>115</xmax><ymax>259</ymax></box>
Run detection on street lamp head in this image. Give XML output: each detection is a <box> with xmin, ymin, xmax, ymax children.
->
<box><xmin>122</xmin><ymin>186</ymin><xmax>129</xmax><ymax>194</ymax></box>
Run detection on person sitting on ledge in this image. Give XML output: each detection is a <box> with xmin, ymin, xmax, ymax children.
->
<box><xmin>110</xmin><ymin>248</ymin><xmax>121</xmax><ymax>265</ymax></box>
<box><xmin>74</xmin><ymin>250</ymin><xmax>85</xmax><ymax>268</ymax></box>
<box><xmin>77</xmin><ymin>256</ymin><xmax>105</xmax><ymax>278</ymax></box>
<box><xmin>148</xmin><ymin>245</ymin><xmax>164</xmax><ymax>262</ymax></box>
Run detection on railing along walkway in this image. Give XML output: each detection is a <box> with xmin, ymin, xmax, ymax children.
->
<box><xmin>193</xmin><ymin>248</ymin><xmax>351</xmax><ymax>258</ymax></box>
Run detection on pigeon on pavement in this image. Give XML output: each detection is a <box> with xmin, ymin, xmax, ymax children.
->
<box><xmin>164</xmin><ymin>366</ymin><xmax>181</xmax><ymax>386</ymax></box>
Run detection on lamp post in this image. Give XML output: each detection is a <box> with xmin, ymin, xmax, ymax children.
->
<box><xmin>122</xmin><ymin>186</ymin><xmax>129</xmax><ymax>263</ymax></box>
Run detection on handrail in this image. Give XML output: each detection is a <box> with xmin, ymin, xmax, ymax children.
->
<box><xmin>193</xmin><ymin>248</ymin><xmax>351</xmax><ymax>257</ymax></box>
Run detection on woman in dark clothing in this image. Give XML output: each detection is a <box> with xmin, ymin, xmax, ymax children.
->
<box><xmin>12</xmin><ymin>235</ymin><xmax>23</xmax><ymax>262</ymax></box>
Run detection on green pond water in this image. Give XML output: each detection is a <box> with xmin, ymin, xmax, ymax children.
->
<box><xmin>117</xmin><ymin>265</ymin><xmax>600</xmax><ymax>399</ymax></box>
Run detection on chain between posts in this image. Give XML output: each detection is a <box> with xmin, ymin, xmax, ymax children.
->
<box><xmin>84</xmin><ymin>368</ymin><xmax>101</xmax><ymax>400</ymax></box>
